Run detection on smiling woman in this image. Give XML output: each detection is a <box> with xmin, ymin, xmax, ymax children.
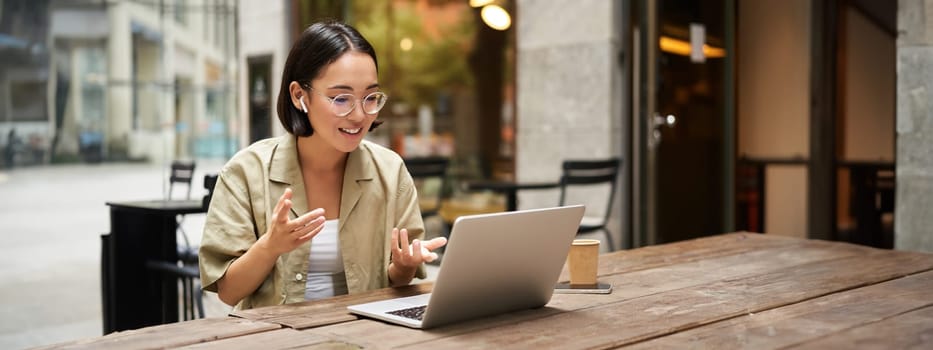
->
<box><xmin>198</xmin><ymin>21</ymin><xmax>446</xmax><ymax>311</ymax></box>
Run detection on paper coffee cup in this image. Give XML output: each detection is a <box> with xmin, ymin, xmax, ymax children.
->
<box><xmin>568</xmin><ymin>239</ymin><xmax>599</xmax><ymax>286</ymax></box>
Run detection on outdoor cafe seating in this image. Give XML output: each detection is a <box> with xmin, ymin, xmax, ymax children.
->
<box><xmin>101</xmin><ymin>164</ymin><xmax>219</xmax><ymax>333</ymax></box>
<box><xmin>403</xmin><ymin>156</ymin><xmax>450</xmax><ymax>228</ymax></box>
<box><xmin>143</xmin><ymin>160</ymin><xmax>204</xmax><ymax>321</ymax></box>
<box><xmin>464</xmin><ymin>157</ymin><xmax>623</xmax><ymax>250</ymax></box>
<box><xmin>557</xmin><ymin>157</ymin><xmax>622</xmax><ymax>250</ymax></box>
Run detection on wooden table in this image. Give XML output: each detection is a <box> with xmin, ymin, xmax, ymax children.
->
<box><xmin>466</xmin><ymin>180</ymin><xmax>559</xmax><ymax>211</ymax></box>
<box><xmin>46</xmin><ymin>233</ymin><xmax>933</xmax><ymax>349</ymax></box>
<box><xmin>435</xmin><ymin>198</ymin><xmax>505</xmax><ymax>225</ymax></box>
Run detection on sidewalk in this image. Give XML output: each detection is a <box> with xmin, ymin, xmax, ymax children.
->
<box><xmin>0</xmin><ymin>161</ymin><xmax>228</xmax><ymax>349</ymax></box>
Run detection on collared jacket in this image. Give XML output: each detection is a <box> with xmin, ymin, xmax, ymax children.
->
<box><xmin>199</xmin><ymin>135</ymin><xmax>425</xmax><ymax>310</ymax></box>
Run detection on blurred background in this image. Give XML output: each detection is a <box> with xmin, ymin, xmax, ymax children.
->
<box><xmin>2</xmin><ymin>0</ymin><xmax>932</xmax><ymax>348</ymax></box>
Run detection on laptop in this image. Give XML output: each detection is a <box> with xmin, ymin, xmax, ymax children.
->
<box><xmin>347</xmin><ymin>205</ymin><xmax>585</xmax><ymax>329</ymax></box>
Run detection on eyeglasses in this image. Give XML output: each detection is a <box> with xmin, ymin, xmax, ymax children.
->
<box><xmin>305</xmin><ymin>87</ymin><xmax>388</xmax><ymax>118</ymax></box>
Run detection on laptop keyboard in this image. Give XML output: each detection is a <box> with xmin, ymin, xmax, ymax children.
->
<box><xmin>387</xmin><ymin>305</ymin><xmax>427</xmax><ymax>321</ymax></box>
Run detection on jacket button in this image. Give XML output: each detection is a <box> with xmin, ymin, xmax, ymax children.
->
<box><xmin>295</xmin><ymin>273</ymin><xmax>303</xmax><ymax>281</ymax></box>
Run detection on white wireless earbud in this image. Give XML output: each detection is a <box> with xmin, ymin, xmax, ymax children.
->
<box><xmin>299</xmin><ymin>98</ymin><xmax>308</xmax><ymax>113</ymax></box>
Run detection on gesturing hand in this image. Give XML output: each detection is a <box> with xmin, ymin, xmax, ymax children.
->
<box><xmin>260</xmin><ymin>188</ymin><xmax>326</xmax><ymax>256</ymax></box>
<box><xmin>390</xmin><ymin>228</ymin><xmax>448</xmax><ymax>268</ymax></box>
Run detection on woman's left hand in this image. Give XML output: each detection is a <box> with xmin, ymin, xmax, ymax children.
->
<box><xmin>390</xmin><ymin>228</ymin><xmax>447</xmax><ymax>268</ymax></box>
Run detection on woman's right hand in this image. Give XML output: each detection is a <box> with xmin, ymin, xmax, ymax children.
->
<box><xmin>258</xmin><ymin>188</ymin><xmax>326</xmax><ymax>256</ymax></box>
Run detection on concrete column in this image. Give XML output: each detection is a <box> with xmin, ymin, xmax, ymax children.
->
<box><xmin>896</xmin><ymin>0</ymin><xmax>933</xmax><ymax>252</ymax></box>
<box><xmin>162</xmin><ymin>16</ymin><xmax>177</xmax><ymax>161</ymax></box>
<box><xmin>515</xmin><ymin>0</ymin><xmax>625</xmax><ymax>248</ymax></box>
<box><xmin>188</xmin><ymin>52</ymin><xmax>206</xmax><ymax>159</ymax></box>
<box><xmin>189</xmin><ymin>1</ymin><xmax>207</xmax><ymax>158</ymax></box>
<box><xmin>60</xmin><ymin>48</ymin><xmax>82</xmax><ymax>154</ymax></box>
<box><xmin>107</xmin><ymin>3</ymin><xmax>133</xmax><ymax>157</ymax></box>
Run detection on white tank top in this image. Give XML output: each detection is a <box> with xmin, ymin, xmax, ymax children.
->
<box><xmin>304</xmin><ymin>219</ymin><xmax>348</xmax><ymax>300</ymax></box>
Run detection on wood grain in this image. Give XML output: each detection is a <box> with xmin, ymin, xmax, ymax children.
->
<box><xmin>298</xmin><ymin>237</ymin><xmax>919</xmax><ymax>349</ymax></box>
<box><xmin>232</xmin><ymin>283</ymin><xmax>432</xmax><ymax>329</ymax></box>
<box><xmin>626</xmin><ymin>270</ymin><xmax>933</xmax><ymax>349</ymax></box>
<box><xmin>176</xmin><ymin>328</ymin><xmax>355</xmax><ymax>350</ymax></box>
<box><xmin>239</xmin><ymin>233</ymin><xmax>792</xmax><ymax>330</ymax></box>
<box><xmin>34</xmin><ymin>317</ymin><xmax>280</xmax><ymax>350</ymax></box>
<box><xmin>395</xmin><ymin>249</ymin><xmax>933</xmax><ymax>349</ymax></box>
<box><xmin>49</xmin><ymin>234</ymin><xmax>933</xmax><ymax>349</ymax></box>
<box><xmin>559</xmin><ymin>232</ymin><xmax>800</xmax><ymax>281</ymax></box>
<box><xmin>548</xmin><ymin>241</ymin><xmax>872</xmax><ymax>313</ymax></box>
<box><xmin>789</xmin><ymin>305</ymin><xmax>933</xmax><ymax>349</ymax></box>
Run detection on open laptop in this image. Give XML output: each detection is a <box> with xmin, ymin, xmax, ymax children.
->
<box><xmin>347</xmin><ymin>205</ymin><xmax>585</xmax><ymax>329</ymax></box>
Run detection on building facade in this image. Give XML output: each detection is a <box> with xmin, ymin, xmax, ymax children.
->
<box><xmin>0</xmin><ymin>0</ymin><xmax>238</xmax><ymax>166</ymax></box>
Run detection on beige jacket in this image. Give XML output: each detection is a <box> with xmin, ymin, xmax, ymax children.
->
<box><xmin>199</xmin><ymin>135</ymin><xmax>425</xmax><ymax>310</ymax></box>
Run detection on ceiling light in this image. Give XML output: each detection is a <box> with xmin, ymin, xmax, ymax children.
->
<box><xmin>481</xmin><ymin>5</ymin><xmax>511</xmax><ymax>31</ymax></box>
<box><xmin>470</xmin><ymin>0</ymin><xmax>494</xmax><ymax>8</ymax></box>
<box><xmin>400</xmin><ymin>37</ymin><xmax>413</xmax><ymax>51</ymax></box>
<box><xmin>659</xmin><ymin>36</ymin><xmax>726</xmax><ymax>58</ymax></box>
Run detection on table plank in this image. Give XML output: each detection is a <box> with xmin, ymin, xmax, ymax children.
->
<box><xmin>298</xmin><ymin>237</ymin><xmax>902</xmax><ymax>348</ymax></box>
<box><xmin>549</xmin><ymin>239</ymin><xmax>876</xmax><ymax>311</ymax></box>
<box><xmin>34</xmin><ymin>317</ymin><xmax>281</xmax><ymax>350</ymax></box>
<box><xmin>306</xmin><ymin>238</ymin><xmax>837</xmax><ymax>347</ymax></box>
<box><xmin>791</xmin><ymin>305</ymin><xmax>933</xmax><ymax>349</ymax></box>
<box><xmin>236</xmin><ymin>233</ymin><xmax>793</xmax><ymax>326</ymax></box>
<box><xmin>399</xmin><ymin>248</ymin><xmax>933</xmax><ymax>349</ymax></box>
<box><xmin>233</xmin><ymin>233</ymin><xmax>798</xmax><ymax>333</ymax></box>
<box><xmin>177</xmin><ymin>328</ymin><xmax>354</xmax><ymax>350</ymax></box>
<box><xmin>626</xmin><ymin>270</ymin><xmax>933</xmax><ymax>349</ymax></box>
<box><xmin>232</xmin><ymin>283</ymin><xmax>433</xmax><ymax>328</ymax></box>
<box><xmin>56</xmin><ymin>234</ymin><xmax>933</xmax><ymax>349</ymax></box>
<box><xmin>561</xmin><ymin>232</ymin><xmax>807</xmax><ymax>281</ymax></box>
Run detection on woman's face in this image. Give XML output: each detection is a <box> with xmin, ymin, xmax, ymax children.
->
<box><xmin>304</xmin><ymin>51</ymin><xmax>380</xmax><ymax>153</ymax></box>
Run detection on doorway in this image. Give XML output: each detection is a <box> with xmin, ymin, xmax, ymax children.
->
<box><xmin>632</xmin><ymin>0</ymin><xmax>734</xmax><ymax>245</ymax></box>
<box><xmin>247</xmin><ymin>55</ymin><xmax>273</xmax><ymax>143</ymax></box>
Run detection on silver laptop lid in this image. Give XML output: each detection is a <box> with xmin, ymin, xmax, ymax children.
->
<box><xmin>420</xmin><ymin>205</ymin><xmax>585</xmax><ymax>328</ymax></box>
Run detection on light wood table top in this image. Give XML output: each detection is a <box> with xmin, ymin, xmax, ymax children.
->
<box><xmin>41</xmin><ymin>233</ymin><xmax>933</xmax><ymax>349</ymax></box>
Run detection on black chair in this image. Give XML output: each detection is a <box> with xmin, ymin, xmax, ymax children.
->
<box><xmin>202</xmin><ymin>173</ymin><xmax>218</xmax><ymax>211</ymax></box>
<box><xmin>149</xmin><ymin>160</ymin><xmax>204</xmax><ymax>320</ymax></box>
<box><xmin>847</xmin><ymin>164</ymin><xmax>895</xmax><ymax>248</ymax></box>
<box><xmin>169</xmin><ymin>160</ymin><xmax>196</xmax><ymax>200</ymax></box>
<box><xmin>404</xmin><ymin>157</ymin><xmax>450</xmax><ymax>221</ymax></box>
<box><xmin>557</xmin><ymin>158</ymin><xmax>622</xmax><ymax>250</ymax></box>
<box><xmin>168</xmin><ymin>161</ymin><xmax>197</xmax><ymax>254</ymax></box>
<box><xmin>146</xmin><ymin>260</ymin><xmax>202</xmax><ymax>321</ymax></box>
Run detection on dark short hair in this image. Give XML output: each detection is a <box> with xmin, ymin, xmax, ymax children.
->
<box><xmin>276</xmin><ymin>21</ymin><xmax>384</xmax><ymax>136</ymax></box>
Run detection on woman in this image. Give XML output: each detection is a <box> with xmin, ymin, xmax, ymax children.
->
<box><xmin>199</xmin><ymin>21</ymin><xmax>446</xmax><ymax>310</ymax></box>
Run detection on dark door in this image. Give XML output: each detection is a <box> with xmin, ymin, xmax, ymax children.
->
<box><xmin>633</xmin><ymin>0</ymin><xmax>733</xmax><ymax>245</ymax></box>
<box><xmin>248</xmin><ymin>55</ymin><xmax>273</xmax><ymax>143</ymax></box>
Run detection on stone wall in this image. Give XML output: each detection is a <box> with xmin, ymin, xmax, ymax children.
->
<box><xmin>515</xmin><ymin>0</ymin><xmax>626</xmax><ymax>249</ymax></box>
<box><xmin>896</xmin><ymin>0</ymin><xmax>933</xmax><ymax>252</ymax></box>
